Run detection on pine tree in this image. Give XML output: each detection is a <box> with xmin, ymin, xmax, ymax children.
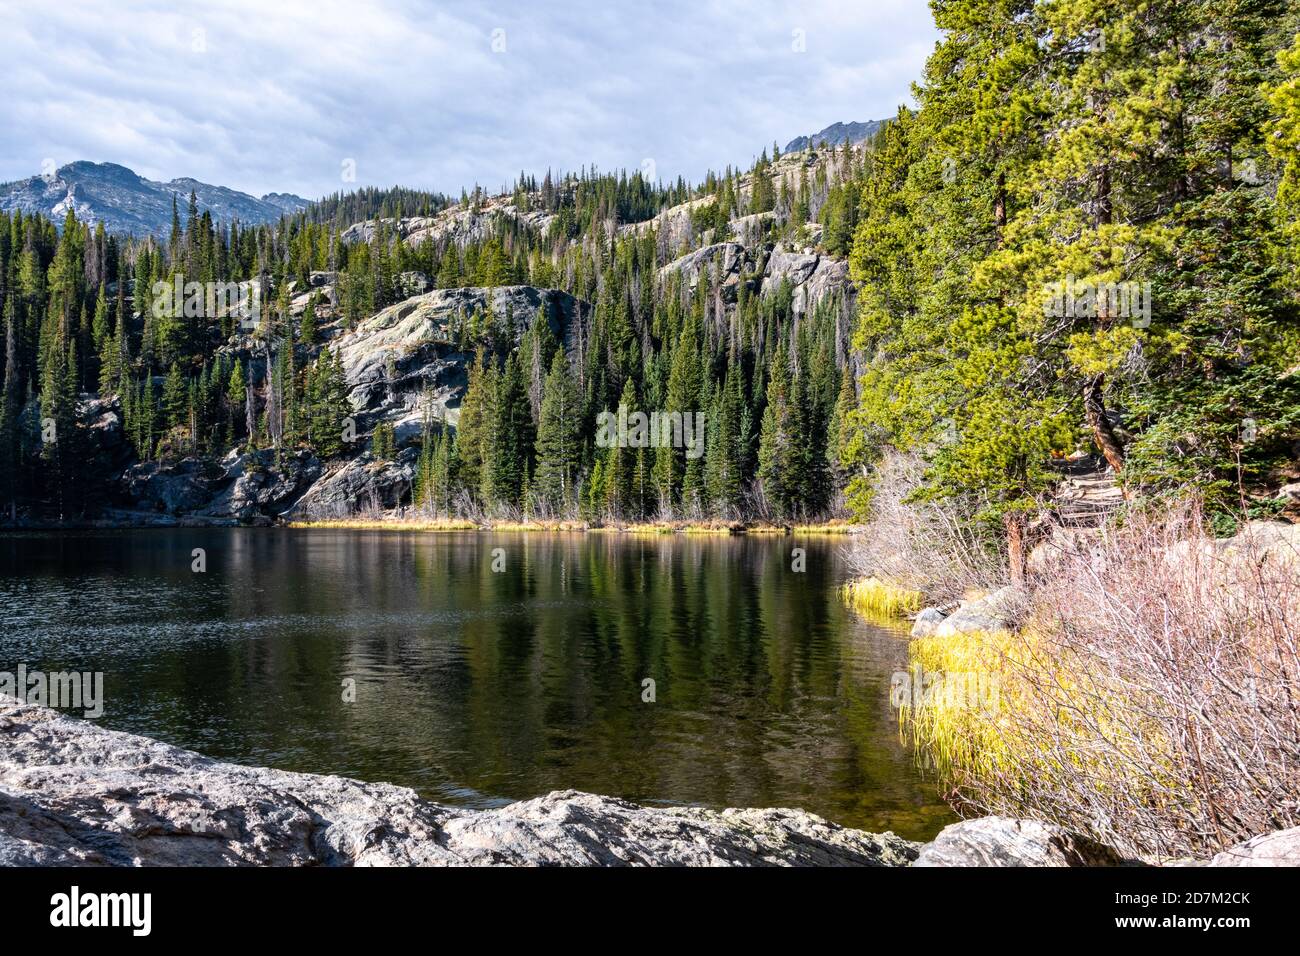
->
<box><xmin>757</xmin><ymin>343</ymin><xmax>795</xmax><ymax>519</ymax></box>
<box><xmin>705</xmin><ymin>358</ymin><xmax>744</xmax><ymax>517</ymax></box>
<box><xmin>533</xmin><ymin>351</ymin><xmax>582</xmax><ymax>515</ymax></box>
<box><xmin>455</xmin><ymin>351</ymin><xmax>492</xmax><ymax>500</ymax></box>
<box><xmin>307</xmin><ymin>347</ymin><xmax>350</xmax><ymax>459</ymax></box>
<box><xmin>485</xmin><ymin>352</ymin><xmax>534</xmax><ymax>509</ymax></box>
<box><xmin>162</xmin><ymin>362</ymin><xmax>187</xmax><ymax>430</ymax></box>
<box><xmin>300</xmin><ymin>294</ymin><xmax>318</xmax><ymax>346</ymax></box>
<box><xmin>0</xmin><ymin>300</ymin><xmax>21</xmax><ymax>518</ymax></box>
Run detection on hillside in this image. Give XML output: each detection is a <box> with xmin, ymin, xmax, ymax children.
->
<box><xmin>0</xmin><ymin>136</ymin><xmax>872</xmax><ymax>526</ymax></box>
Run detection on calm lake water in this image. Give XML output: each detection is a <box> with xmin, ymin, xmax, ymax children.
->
<box><xmin>0</xmin><ymin>529</ymin><xmax>955</xmax><ymax>839</ymax></box>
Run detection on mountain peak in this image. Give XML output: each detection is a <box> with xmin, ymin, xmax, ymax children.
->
<box><xmin>784</xmin><ymin>120</ymin><xmax>885</xmax><ymax>154</ymax></box>
<box><xmin>0</xmin><ymin>162</ymin><xmax>310</xmax><ymax>235</ymax></box>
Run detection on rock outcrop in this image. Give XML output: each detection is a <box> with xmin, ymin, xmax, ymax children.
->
<box><xmin>910</xmin><ymin>606</ymin><xmax>947</xmax><ymax>638</ymax></box>
<box><xmin>6</xmin><ymin>700</ymin><xmax>1291</xmax><ymax>866</ymax></box>
<box><xmin>931</xmin><ymin>586</ymin><xmax>1024</xmax><ymax>637</ymax></box>
<box><xmin>913</xmin><ymin>816</ymin><xmax>1130</xmax><ymax>867</ymax></box>
<box><xmin>202</xmin><ymin>449</ymin><xmax>322</xmax><ymax>520</ymax></box>
<box><xmin>762</xmin><ymin>245</ymin><xmax>853</xmax><ymax>316</ymax></box>
<box><xmin>1206</xmin><ymin>826</ymin><xmax>1300</xmax><ymax>866</ymax></box>
<box><xmin>120</xmin><ymin>458</ymin><xmax>228</xmax><ymax>514</ymax></box>
<box><xmin>657</xmin><ymin>241</ymin><xmax>757</xmax><ymax>302</ymax></box>
<box><xmin>0</xmin><ymin>699</ymin><xmax>918</xmax><ymax>867</ymax></box>
<box><xmin>285</xmin><ymin>450</ymin><xmax>418</xmax><ymax>520</ymax></box>
<box><xmin>333</xmin><ymin>285</ymin><xmax>585</xmax><ymax>426</ymax></box>
<box><xmin>115</xmin><ymin>450</ymin><xmax>322</xmax><ymax>522</ymax></box>
<box><xmin>339</xmin><ymin>196</ymin><xmax>556</xmax><ymax>249</ymax></box>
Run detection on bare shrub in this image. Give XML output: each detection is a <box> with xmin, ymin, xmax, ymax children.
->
<box><xmin>938</xmin><ymin>502</ymin><xmax>1300</xmax><ymax>860</ymax></box>
<box><xmin>845</xmin><ymin>450</ymin><xmax>1003</xmax><ymax>606</ymax></box>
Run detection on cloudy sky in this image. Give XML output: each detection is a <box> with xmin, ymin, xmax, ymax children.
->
<box><xmin>0</xmin><ymin>0</ymin><xmax>938</xmax><ymax>201</ymax></box>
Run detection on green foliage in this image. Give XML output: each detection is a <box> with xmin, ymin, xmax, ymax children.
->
<box><xmin>841</xmin><ymin>1</ymin><xmax>1300</xmax><ymax>541</ymax></box>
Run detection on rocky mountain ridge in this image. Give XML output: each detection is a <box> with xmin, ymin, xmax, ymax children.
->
<box><xmin>0</xmin><ymin>161</ymin><xmax>309</xmax><ymax>235</ymax></box>
<box><xmin>784</xmin><ymin>119</ymin><xmax>885</xmax><ymax>153</ymax></box>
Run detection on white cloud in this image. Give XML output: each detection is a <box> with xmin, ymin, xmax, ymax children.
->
<box><xmin>0</xmin><ymin>0</ymin><xmax>938</xmax><ymax>200</ymax></box>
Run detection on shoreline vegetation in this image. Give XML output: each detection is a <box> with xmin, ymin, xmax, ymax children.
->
<box><xmin>840</xmin><ymin>495</ymin><xmax>1300</xmax><ymax>864</ymax></box>
<box><xmin>286</xmin><ymin>517</ymin><xmax>860</xmax><ymax>535</ymax></box>
<box><xmin>1</xmin><ymin>514</ymin><xmax>864</xmax><ymax>535</ymax></box>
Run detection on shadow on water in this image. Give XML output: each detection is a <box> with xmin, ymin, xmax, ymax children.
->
<box><xmin>0</xmin><ymin>529</ymin><xmax>956</xmax><ymax>839</ymax></box>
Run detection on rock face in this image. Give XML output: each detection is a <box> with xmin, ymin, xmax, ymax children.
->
<box><xmin>333</xmin><ymin>285</ymin><xmax>584</xmax><ymax>426</ymax></box>
<box><xmin>286</xmin><ymin>450</ymin><xmax>418</xmax><ymax>520</ymax></box>
<box><xmin>339</xmin><ymin>196</ymin><xmax>556</xmax><ymax>248</ymax></box>
<box><xmin>933</xmin><ymin>586</ymin><xmax>1024</xmax><ymax>637</ymax></box>
<box><xmin>658</xmin><ymin>241</ymin><xmax>757</xmax><ymax>302</ymax></box>
<box><xmin>0</xmin><ymin>699</ymin><xmax>919</xmax><ymax>867</ymax></box>
<box><xmin>120</xmin><ymin>458</ymin><xmax>228</xmax><ymax>514</ymax></box>
<box><xmin>618</xmin><ymin>196</ymin><xmax>716</xmax><ymax>253</ymax></box>
<box><xmin>762</xmin><ymin>245</ymin><xmax>853</xmax><ymax>316</ymax></box>
<box><xmin>913</xmin><ymin>816</ymin><xmax>1130</xmax><ymax>867</ymax></box>
<box><xmin>202</xmin><ymin>449</ymin><xmax>322</xmax><ymax>520</ymax></box>
<box><xmin>116</xmin><ymin>450</ymin><xmax>322</xmax><ymax>521</ymax></box>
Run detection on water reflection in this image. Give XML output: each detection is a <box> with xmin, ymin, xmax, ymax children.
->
<box><xmin>0</xmin><ymin>529</ymin><xmax>955</xmax><ymax>838</ymax></box>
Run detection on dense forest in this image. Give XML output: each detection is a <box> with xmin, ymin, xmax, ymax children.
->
<box><xmin>3</xmin><ymin>0</ymin><xmax>1300</xmax><ymax>550</ymax></box>
<box><xmin>840</xmin><ymin>0</ymin><xmax>1300</xmax><ymax>563</ymax></box>
<box><xmin>0</xmin><ymin>138</ymin><xmax>866</xmax><ymax>524</ymax></box>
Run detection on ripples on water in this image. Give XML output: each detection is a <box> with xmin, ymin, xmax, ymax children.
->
<box><xmin>0</xmin><ymin>529</ymin><xmax>955</xmax><ymax>838</ymax></box>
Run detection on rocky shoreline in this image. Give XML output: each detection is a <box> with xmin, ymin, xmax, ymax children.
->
<box><xmin>2</xmin><ymin>699</ymin><xmax>1294</xmax><ymax>866</ymax></box>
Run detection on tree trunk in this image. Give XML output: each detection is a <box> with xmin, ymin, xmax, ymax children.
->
<box><xmin>1005</xmin><ymin>511</ymin><xmax>1026</xmax><ymax>585</ymax></box>
<box><xmin>1083</xmin><ymin>374</ymin><xmax>1125</xmax><ymax>474</ymax></box>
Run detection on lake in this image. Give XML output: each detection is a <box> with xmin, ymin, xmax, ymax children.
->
<box><xmin>0</xmin><ymin>529</ymin><xmax>955</xmax><ymax>839</ymax></box>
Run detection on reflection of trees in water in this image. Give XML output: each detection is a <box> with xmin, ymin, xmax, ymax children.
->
<box><xmin>1</xmin><ymin>530</ymin><xmax>955</xmax><ymax>837</ymax></box>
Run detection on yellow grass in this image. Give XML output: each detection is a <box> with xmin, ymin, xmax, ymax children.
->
<box><xmin>791</xmin><ymin>521</ymin><xmax>863</xmax><ymax>535</ymax></box>
<box><xmin>286</xmin><ymin>517</ymin><xmax>479</xmax><ymax>531</ymax></box>
<box><xmin>840</xmin><ymin>576</ymin><xmax>925</xmax><ymax>619</ymax></box>
<box><xmin>901</xmin><ymin>627</ymin><xmax>1018</xmax><ymax>780</ymax></box>
<box><xmin>487</xmin><ymin>520</ymin><xmax>588</xmax><ymax>532</ymax></box>
<box><xmin>287</xmin><ymin>517</ymin><xmax>865</xmax><ymax>536</ymax></box>
<box><xmin>899</xmin><ymin>623</ymin><xmax>1184</xmax><ymax>819</ymax></box>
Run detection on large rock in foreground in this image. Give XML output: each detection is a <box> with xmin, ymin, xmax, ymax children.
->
<box><xmin>0</xmin><ymin>700</ymin><xmax>917</xmax><ymax>867</ymax></box>
<box><xmin>913</xmin><ymin>816</ymin><xmax>1130</xmax><ymax>867</ymax></box>
<box><xmin>1206</xmin><ymin>827</ymin><xmax>1300</xmax><ymax>867</ymax></box>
